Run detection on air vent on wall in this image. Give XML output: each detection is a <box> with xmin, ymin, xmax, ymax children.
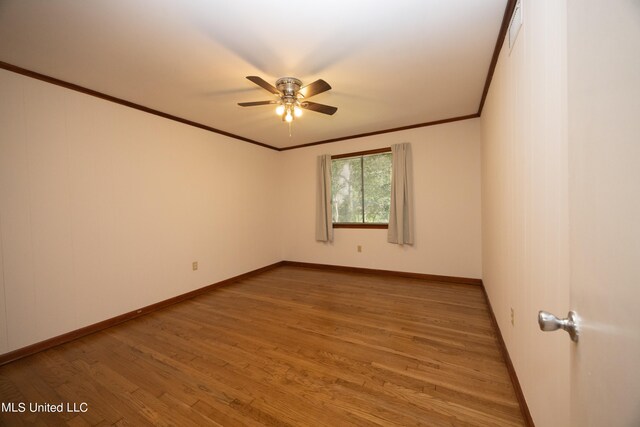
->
<box><xmin>509</xmin><ymin>0</ymin><xmax>523</xmax><ymax>52</ymax></box>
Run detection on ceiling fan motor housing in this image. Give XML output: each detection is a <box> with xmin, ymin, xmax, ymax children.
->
<box><xmin>276</xmin><ymin>77</ymin><xmax>302</xmax><ymax>97</ymax></box>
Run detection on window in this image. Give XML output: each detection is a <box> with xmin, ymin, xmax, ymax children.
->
<box><xmin>331</xmin><ymin>148</ymin><xmax>392</xmax><ymax>228</ymax></box>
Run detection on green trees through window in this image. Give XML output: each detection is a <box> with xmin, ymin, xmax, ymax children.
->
<box><xmin>331</xmin><ymin>151</ymin><xmax>392</xmax><ymax>224</ymax></box>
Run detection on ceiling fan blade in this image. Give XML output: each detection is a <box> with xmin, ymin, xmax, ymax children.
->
<box><xmin>300</xmin><ymin>101</ymin><xmax>338</xmax><ymax>115</ymax></box>
<box><xmin>299</xmin><ymin>79</ymin><xmax>332</xmax><ymax>98</ymax></box>
<box><xmin>246</xmin><ymin>76</ymin><xmax>280</xmax><ymax>95</ymax></box>
<box><xmin>238</xmin><ymin>100</ymin><xmax>278</xmax><ymax>107</ymax></box>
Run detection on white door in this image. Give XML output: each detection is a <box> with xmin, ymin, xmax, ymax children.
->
<box><xmin>567</xmin><ymin>1</ymin><xmax>640</xmax><ymax>425</ymax></box>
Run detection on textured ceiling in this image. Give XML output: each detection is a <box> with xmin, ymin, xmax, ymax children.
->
<box><xmin>0</xmin><ymin>0</ymin><xmax>507</xmax><ymax>149</ymax></box>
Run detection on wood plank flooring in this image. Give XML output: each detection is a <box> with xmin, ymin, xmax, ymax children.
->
<box><xmin>0</xmin><ymin>266</ymin><xmax>525</xmax><ymax>426</ymax></box>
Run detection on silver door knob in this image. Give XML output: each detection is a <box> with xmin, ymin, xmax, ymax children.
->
<box><xmin>538</xmin><ymin>310</ymin><xmax>579</xmax><ymax>342</ymax></box>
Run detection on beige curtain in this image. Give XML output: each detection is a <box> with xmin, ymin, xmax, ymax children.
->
<box><xmin>388</xmin><ymin>143</ymin><xmax>414</xmax><ymax>245</ymax></box>
<box><xmin>315</xmin><ymin>154</ymin><xmax>333</xmax><ymax>242</ymax></box>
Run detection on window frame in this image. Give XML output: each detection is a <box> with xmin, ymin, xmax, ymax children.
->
<box><xmin>331</xmin><ymin>147</ymin><xmax>392</xmax><ymax>229</ymax></box>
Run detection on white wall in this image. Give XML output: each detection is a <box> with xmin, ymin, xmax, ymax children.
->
<box><xmin>280</xmin><ymin>119</ymin><xmax>483</xmax><ymax>279</ymax></box>
<box><xmin>0</xmin><ymin>69</ymin><xmax>282</xmax><ymax>354</ymax></box>
<box><xmin>0</xmin><ymin>69</ymin><xmax>482</xmax><ymax>357</ymax></box>
<box><xmin>481</xmin><ymin>1</ymin><xmax>570</xmax><ymax>426</ymax></box>
<box><xmin>0</xmin><ymin>67</ymin><xmax>483</xmax><ymax>357</ymax></box>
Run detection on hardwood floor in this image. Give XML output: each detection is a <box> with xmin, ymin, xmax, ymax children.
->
<box><xmin>0</xmin><ymin>266</ymin><xmax>525</xmax><ymax>426</ymax></box>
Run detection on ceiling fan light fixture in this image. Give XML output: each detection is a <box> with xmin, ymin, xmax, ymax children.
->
<box><xmin>239</xmin><ymin>76</ymin><xmax>337</xmax><ymax>135</ymax></box>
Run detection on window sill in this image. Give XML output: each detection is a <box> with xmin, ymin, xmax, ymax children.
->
<box><xmin>333</xmin><ymin>223</ymin><xmax>388</xmax><ymax>229</ymax></box>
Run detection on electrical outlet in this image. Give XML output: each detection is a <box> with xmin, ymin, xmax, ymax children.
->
<box><xmin>510</xmin><ymin>307</ymin><xmax>515</xmax><ymax>326</ymax></box>
<box><xmin>192</xmin><ymin>261</ymin><xmax>198</xmax><ymax>271</ymax></box>
<box><xmin>357</xmin><ymin>245</ymin><xmax>362</xmax><ymax>253</ymax></box>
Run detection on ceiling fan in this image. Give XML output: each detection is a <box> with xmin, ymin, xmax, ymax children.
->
<box><xmin>238</xmin><ymin>76</ymin><xmax>338</xmax><ymax>123</ymax></box>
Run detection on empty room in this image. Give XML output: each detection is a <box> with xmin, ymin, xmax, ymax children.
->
<box><xmin>0</xmin><ymin>1</ymin><xmax>638</xmax><ymax>426</ymax></box>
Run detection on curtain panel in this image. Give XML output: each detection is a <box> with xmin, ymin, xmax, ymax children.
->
<box><xmin>387</xmin><ymin>143</ymin><xmax>414</xmax><ymax>245</ymax></box>
<box><xmin>315</xmin><ymin>154</ymin><xmax>333</xmax><ymax>242</ymax></box>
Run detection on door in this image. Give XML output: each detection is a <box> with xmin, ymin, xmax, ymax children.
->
<box><xmin>567</xmin><ymin>1</ymin><xmax>640</xmax><ymax>425</ymax></box>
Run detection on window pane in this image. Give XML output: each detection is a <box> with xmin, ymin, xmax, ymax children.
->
<box><xmin>331</xmin><ymin>157</ymin><xmax>363</xmax><ymax>223</ymax></box>
<box><xmin>363</xmin><ymin>153</ymin><xmax>391</xmax><ymax>223</ymax></box>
